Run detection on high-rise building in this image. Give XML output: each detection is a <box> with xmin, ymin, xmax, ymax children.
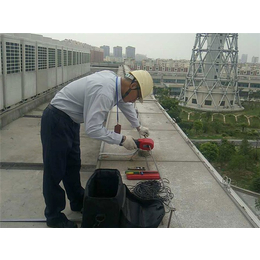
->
<box><xmin>126</xmin><ymin>46</ymin><xmax>135</xmax><ymax>59</ymax></box>
<box><xmin>135</xmin><ymin>54</ymin><xmax>147</xmax><ymax>62</ymax></box>
<box><xmin>90</xmin><ymin>46</ymin><xmax>104</xmax><ymax>63</ymax></box>
<box><xmin>241</xmin><ymin>54</ymin><xmax>248</xmax><ymax>63</ymax></box>
<box><xmin>100</xmin><ymin>45</ymin><xmax>110</xmax><ymax>58</ymax></box>
<box><xmin>252</xmin><ymin>56</ymin><xmax>259</xmax><ymax>63</ymax></box>
<box><xmin>113</xmin><ymin>46</ymin><xmax>122</xmax><ymax>58</ymax></box>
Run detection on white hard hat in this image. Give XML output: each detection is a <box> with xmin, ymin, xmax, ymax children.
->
<box><xmin>129</xmin><ymin>70</ymin><xmax>153</xmax><ymax>103</ymax></box>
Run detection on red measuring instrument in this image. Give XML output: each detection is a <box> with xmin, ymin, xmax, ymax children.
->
<box><xmin>134</xmin><ymin>138</ymin><xmax>154</xmax><ymax>150</ymax></box>
<box><xmin>126</xmin><ymin>174</ymin><xmax>160</xmax><ymax>180</ymax></box>
<box><xmin>125</xmin><ymin>170</ymin><xmax>160</xmax><ymax>180</ymax></box>
<box><xmin>126</xmin><ymin>138</ymin><xmax>158</xmax><ymax>180</ymax></box>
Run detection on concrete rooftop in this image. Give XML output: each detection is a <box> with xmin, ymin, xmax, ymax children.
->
<box><xmin>1</xmin><ymin>67</ymin><xmax>260</xmax><ymax>228</ymax></box>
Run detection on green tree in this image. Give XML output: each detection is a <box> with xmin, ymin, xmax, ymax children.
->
<box><xmin>205</xmin><ymin>112</ymin><xmax>212</xmax><ymax>122</ymax></box>
<box><xmin>218</xmin><ymin>139</ymin><xmax>236</xmax><ymax>167</ymax></box>
<box><xmin>210</xmin><ymin>120</ymin><xmax>222</xmax><ymax>134</ymax></box>
<box><xmin>159</xmin><ymin>97</ymin><xmax>182</xmax><ymax>123</ymax></box>
<box><xmin>251</xmin><ymin>177</ymin><xmax>260</xmax><ymax>193</ymax></box>
<box><xmin>228</xmin><ymin>154</ymin><xmax>247</xmax><ymax>171</ymax></box>
<box><xmin>249</xmin><ymin>164</ymin><xmax>260</xmax><ymax>181</ymax></box>
<box><xmin>160</xmin><ymin>97</ymin><xmax>178</xmax><ymax>110</ymax></box>
<box><xmin>168</xmin><ymin>108</ymin><xmax>182</xmax><ymax>123</ymax></box>
<box><xmin>238</xmin><ymin>137</ymin><xmax>254</xmax><ymax>169</ymax></box>
<box><xmin>240</xmin><ymin>123</ymin><xmax>247</xmax><ymax>132</ymax></box>
<box><xmin>156</xmin><ymin>88</ymin><xmax>170</xmax><ymax>102</ymax></box>
<box><xmin>199</xmin><ymin>142</ymin><xmax>219</xmax><ymax>162</ymax></box>
<box><xmin>202</xmin><ymin>122</ymin><xmax>210</xmax><ymax>134</ymax></box>
<box><xmin>239</xmin><ymin>137</ymin><xmax>252</xmax><ymax>156</ymax></box>
<box><xmin>179</xmin><ymin>121</ymin><xmax>193</xmax><ymax>135</ymax></box>
<box><xmin>255</xmin><ymin>198</ymin><xmax>260</xmax><ymax>211</ymax></box>
<box><xmin>193</xmin><ymin>120</ymin><xmax>203</xmax><ymax>134</ymax></box>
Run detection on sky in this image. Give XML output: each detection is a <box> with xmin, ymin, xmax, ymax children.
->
<box><xmin>40</xmin><ymin>33</ymin><xmax>260</xmax><ymax>61</ymax></box>
<box><xmin>2</xmin><ymin>1</ymin><xmax>259</xmax><ymax>62</ymax></box>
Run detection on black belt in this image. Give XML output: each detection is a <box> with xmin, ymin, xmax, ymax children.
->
<box><xmin>47</xmin><ymin>104</ymin><xmax>72</xmax><ymax>121</ymax></box>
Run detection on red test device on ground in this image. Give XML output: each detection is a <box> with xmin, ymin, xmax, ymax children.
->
<box><xmin>134</xmin><ymin>138</ymin><xmax>154</xmax><ymax>150</ymax></box>
<box><xmin>127</xmin><ymin>173</ymin><xmax>160</xmax><ymax>180</ymax></box>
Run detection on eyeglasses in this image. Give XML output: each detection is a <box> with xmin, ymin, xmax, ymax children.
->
<box><xmin>130</xmin><ymin>78</ymin><xmax>141</xmax><ymax>100</ymax></box>
<box><xmin>132</xmin><ymin>86</ymin><xmax>141</xmax><ymax>100</ymax></box>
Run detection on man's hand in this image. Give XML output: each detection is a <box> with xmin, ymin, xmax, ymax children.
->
<box><xmin>137</xmin><ymin>126</ymin><xmax>149</xmax><ymax>138</ymax></box>
<box><xmin>121</xmin><ymin>135</ymin><xmax>137</xmax><ymax>150</ymax></box>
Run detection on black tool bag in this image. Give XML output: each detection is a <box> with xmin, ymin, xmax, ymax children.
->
<box><xmin>81</xmin><ymin>169</ymin><xmax>165</xmax><ymax>228</ymax></box>
<box><xmin>81</xmin><ymin>169</ymin><xmax>125</xmax><ymax>228</ymax></box>
<box><xmin>119</xmin><ymin>184</ymin><xmax>165</xmax><ymax>228</ymax></box>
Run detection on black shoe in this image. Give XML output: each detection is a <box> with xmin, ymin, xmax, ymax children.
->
<box><xmin>71</xmin><ymin>207</ymin><xmax>83</xmax><ymax>214</ymax></box>
<box><xmin>47</xmin><ymin>214</ymin><xmax>77</xmax><ymax>228</ymax></box>
<box><xmin>70</xmin><ymin>198</ymin><xmax>83</xmax><ymax>213</ymax></box>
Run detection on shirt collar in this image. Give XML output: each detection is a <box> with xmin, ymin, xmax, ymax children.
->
<box><xmin>117</xmin><ymin>77</ymin><xmax>123</xmax><ymax>101</ymax></box>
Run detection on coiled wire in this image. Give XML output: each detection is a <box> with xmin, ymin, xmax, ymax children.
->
<box><xmin>130</xmin><ymin>178</ymin><xmax>174</xmax><ymax>212</ymax></box>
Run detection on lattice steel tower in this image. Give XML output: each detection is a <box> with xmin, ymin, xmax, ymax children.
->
<box><xmin>179</xmin><ymin>33</ymin><xmax>243</xmax><ymax>111</ymax></box>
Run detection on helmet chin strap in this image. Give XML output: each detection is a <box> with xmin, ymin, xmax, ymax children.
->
<box><xmin>122</xmin><ymin>87</ymin><xmax>133</xmax><ymax>99</ymax></box>
<box><xmin>122</xmin><ymin>77</ymin><xmax>137</xmax><ymax>99</ymax></box>
<box><xmin>122</xmin><ymin>86</ymin><xmax>141</xmax><ymax>99</ymax></box>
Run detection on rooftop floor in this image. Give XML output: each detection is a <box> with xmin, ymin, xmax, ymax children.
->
<box><xmin>1</xmin><ymin>68</ymin><xmax>260</xmax><ymax>228</ymax></box>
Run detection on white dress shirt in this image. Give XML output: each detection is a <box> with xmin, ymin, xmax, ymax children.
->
<box><xmin>51</xmin><ymin>70</ymin><xmax>140</xmax><ymax>145</ymax></box>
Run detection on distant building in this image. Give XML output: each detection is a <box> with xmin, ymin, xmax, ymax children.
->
<box><xmin>126</xmin><ymin>46</ymin><xmax>135</xmax><ymax>59</ymax></box>
<box><xmin>90</xmin><ymin>46</ymin><xmax>104</xmax><ymax>63</ymax></box>
<box><xmin>252</xmin><ymin>56</ymin><xmax>259</xmax><ymax>63</ymax></box>
<box><xmin>126</xmin><ymin>58</ymin><xmax>189</xmax><ymax>73</ymax></box>
<box><xmin>241</xmin><ymin>54</ymin><xmax>248</xmax><ymax>63</ymax></box>
<box><xmin>100</xmin><ymin>45</ymin><xmax>110</xmax><ymax>58</ymax></box>
<box><xmin>135</xmin><ymin>53</ymin><xmax>147</xmax><ymax>62</ymax></box>
<box><xmin>113</xmin><ymin>46</ymin><xmax>122</xmax><ymax>58</ymax></box>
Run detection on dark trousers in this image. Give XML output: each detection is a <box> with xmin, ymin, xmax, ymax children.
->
<box><xmin>40</xmin><ymin>105</ymin><xmax>84</xmax><ymax>221</ymax></box>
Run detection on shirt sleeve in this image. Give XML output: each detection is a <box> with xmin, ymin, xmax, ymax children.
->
<box><xmin>118</xmin><ymin>101</ymin><xmax>140</xmax><ymax>128</ymax></box>
<box><xmin>84</xmin><ymin>94</ymin><xmax>123</xmax><ymax>145</ymax></box>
